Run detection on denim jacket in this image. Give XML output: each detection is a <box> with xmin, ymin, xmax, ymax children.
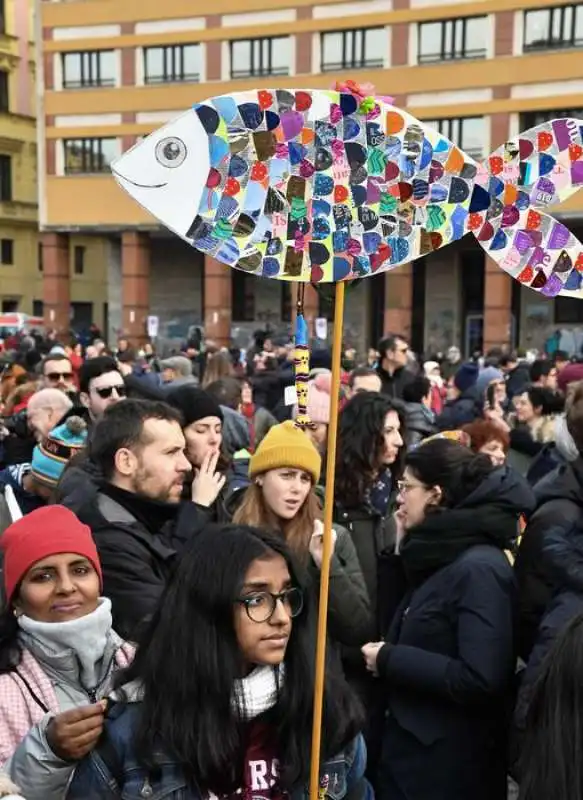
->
<box><xmin>67</xmin><ymin>703</ymin><xmax>371</xmax><ymax>800</ymax></box>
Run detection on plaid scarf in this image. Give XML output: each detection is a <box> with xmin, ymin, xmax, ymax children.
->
<box><xmin>233</xmin><ymin>665</ymin><xmax>284</xmax><ymax>720</ymax></box>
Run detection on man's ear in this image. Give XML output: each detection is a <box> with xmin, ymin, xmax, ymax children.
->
<box><xmin>80</xmin><ymin>392</ymin><xmax>90</xmax><ymax>410</ymax></box>
<box><xmin>114</xmin><ymin>447</ymin><xmax>137</xmax><ymax>477</ymax></box>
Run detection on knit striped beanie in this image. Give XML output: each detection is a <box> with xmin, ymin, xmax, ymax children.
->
<box><xmin>31</xmin><ymin>416</ymin><xmax>88</xmax><ymax>489</ymax></box>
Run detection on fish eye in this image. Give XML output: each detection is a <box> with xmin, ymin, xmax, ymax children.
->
<box><xmin>155</xmin><ymin>137</ymin><xmax>187</xmax><ymax>168</ymax></box>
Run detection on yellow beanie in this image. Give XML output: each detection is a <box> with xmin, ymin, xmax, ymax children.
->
<box><xmin>249</xmin><ymin>421</ymin><xmax>321</xmax><ymax>484</ymax></box>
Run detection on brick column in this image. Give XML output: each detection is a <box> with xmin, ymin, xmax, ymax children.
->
<box><xmin>495</xmin><ymin>10</ymin><xmax>515</xmax><ymax>57</ymax></box>
<box><xmin>42</xmin><ymin>232</ymin><xmax>70</xmax><ymax>337</ymax></box>
<box><xmin>392</xmin><ymin>0</ymin><xmax>410</xmax><ymax>66</ymax></box>
<box><xmin>204</xmin><ymin>255</ymin><xmax>231</xmax><ymax>346</ymax></box>
<box><xmin>296</xmin><ymin>7</ymin><xmax>312</xmax><ymax>74</ymax></box>
<box><xmin>120</xmin><ymin>23</ymin><xmax>136</xmax><ymax>152</ymax></box>
<box><xmin>121</xmin><ymin>231</ymin><xmax>150</xmax><ymax>345</ymax></box>
<box><xmin>484</xmin><ymin>257</ymin><xmax>512</xmax><ymax>351</ymax></box>
<box><xmin>383</xmin><ymin>264</ymin><xmax>412</xmax><ymax>339</ymax></box>
<box><xmin>206</xmin><ymin>15</ymin><xmax>222</xmax><ymax>81</ymax></box>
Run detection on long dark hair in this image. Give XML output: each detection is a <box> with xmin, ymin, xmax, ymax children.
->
<box><xmin>117</xmin><ymin>524</ymin><xmax>363</xmax><ymax>794</ymax></box>
<box><xmin>335</xmin><ymin>392</ymin><xmax>405</xmax><ymax>507</ymax></box>
<box><xmin>519</xmin><ymin>613</ymin><xmax>583</xmax><ymax>800</ymax></box>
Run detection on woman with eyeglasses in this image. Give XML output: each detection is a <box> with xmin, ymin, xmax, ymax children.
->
<box><xmin>232</xmin><ymin>422</ymin><xmax>372</xmax><ymax>649</ymax></box>
<box><xmin>67</xmin><ymin>525</ymin><xmax>370</xmax><ymax>800</ymax></box>
<box><xmin>361</xmin><ymin>439</ymin><xmax>534</xmax><ymax>800</ymax></box>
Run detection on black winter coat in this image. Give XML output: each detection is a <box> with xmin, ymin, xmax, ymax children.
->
<box><xmin>68</xmin><ymin>486</ymin><xmax>215</xmax><ymax>641</ymax></box>
<box><xmin>515</xmin><ymin>457</ymin><xmax>583</xmax><ymax>660</ymax></box>
<box><xmin>435</xmin><ymin>387</ymin><xmax>482</xmax><ymax>431</ymax></box>
<box><xmin>376</xmin><ymin>366</ymin><xmax>415</xmax><ymax>401</ymax></box>
<box><xmin>373</xmin><ymin>469</ymin><xmax>534</xmax><ymax>800</ymax></box>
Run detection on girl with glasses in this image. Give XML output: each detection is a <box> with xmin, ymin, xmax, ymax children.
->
<box><xmin>68</xmin><ymin>525</ymin><xmax>369</xmax><ymax>800</ymax></box>
<box><xmin>231</xmin><ymin>422</ymin><xmax>372</xmax><ymax>651</ymax></box>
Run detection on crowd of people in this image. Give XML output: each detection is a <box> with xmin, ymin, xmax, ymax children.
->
<box><xmin>0</xmin><ymin>325</ymin><xmax>582</xmax><ymax>799</ymax></box>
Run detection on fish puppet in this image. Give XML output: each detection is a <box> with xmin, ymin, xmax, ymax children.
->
<box><xmin>112</xmin><ymin>85</ymin><xmax>583</xmax><ymax>423</ymax></box>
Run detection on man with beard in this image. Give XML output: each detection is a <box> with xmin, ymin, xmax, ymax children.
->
<box><xmin>67</xmin><ymin>399</ymin><xmax>203</xmax><ymax>640</ymax></box>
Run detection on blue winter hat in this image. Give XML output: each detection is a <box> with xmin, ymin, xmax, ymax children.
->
<box><xmin>31</xmin><ymin>416</ymin><xmax>88</xmax><ymax>489</ymax></box>
<box><xmin>476</xmin><ymin>366</ymin><xmax>503</xmax><ymax>397</ymax></box>
<box><xmin>454</xmin><ymin>362</ymin><xmax>479</xmax><ymax>394</ymax></box>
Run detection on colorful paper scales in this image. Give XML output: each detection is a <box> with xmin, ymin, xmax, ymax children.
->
<box><xmin>112</xmin><ymin>89</ymin><xmax>583</xmax><ymax>297</ymax></box>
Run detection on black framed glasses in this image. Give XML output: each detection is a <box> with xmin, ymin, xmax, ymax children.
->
<box><xmin>237</xmin><ymin>587</ymin><xmax>304</xmax><ymax>623</ymax></box>
<box><xmin>94</xmin><ymin>384</ymin><xmax>127</xmax><ymax>399</ymax></box>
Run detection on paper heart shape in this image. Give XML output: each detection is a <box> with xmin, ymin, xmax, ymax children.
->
<box><xmin>467</xmin><ymin>213</ymin><xmax>484</xmax><ymax>232</ymax></box>
<box><xmin>569</xmin><ymin>143</ymin><xmax>583</xmax><ymax>162</ymax></box>
<box><xmin>295</xmin><ymin>91</ymin><xmax>312</xmax><ymax>112</ymax></box>
<box><xmin>334</xmin><ymin>185</ymin><xmax>349</xmax><ymax>203</ymax></box>
<box><xmin>517</xmin><ymin>265</ymin><xmax>534</xmax><ymax>283</ymax></box>
<box><xmin>489</xmin><ymin>156</ymin><xmax>503</xmax><ymax>176</ymax></box>
<box><xmin>258</xmin><ymin>91</ymin><xmax>274</xmax><ymax>110</ymax></box>
<box><xmin>537</xmin><ymin>131</ymin><xmax>554</xmax><ymax>151</ymax></box>
<box><xmin>526</xmin><ymin>210</ymin><xmax>541</xmax><ymax>230</ymax></box>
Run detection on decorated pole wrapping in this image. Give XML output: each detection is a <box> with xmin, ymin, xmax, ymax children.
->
<box><xmin>309</xmin><ymin>280</ymin><xmax>345</xmax><ymax>800</ymax></box>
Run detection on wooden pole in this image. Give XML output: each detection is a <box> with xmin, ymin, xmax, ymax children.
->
<box><xmin>309</xmin><ymin>280</ymin><xmax>346</xmax><ymax>800</ymax></box>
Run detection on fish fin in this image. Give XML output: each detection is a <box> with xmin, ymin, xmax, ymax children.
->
<box><xmin>472</xmin><ymin>207</ymin><xmax>583</xmax><ymax>298</ymax></box>
<box><xmin>480</xmin><ymin>117</ymin><xmax>583</xmax><ymax>211</ymax></box>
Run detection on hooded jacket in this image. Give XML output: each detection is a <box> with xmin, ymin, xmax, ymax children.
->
<box><xmin>374</xmin><ymin>467</ymin><xmax>534</xmax><ymax>800</ymax></box>
<box><xmin>515</xmin><ymin>457</ymin><xmax>583</xmax><ymax>661</ymax></box>
<box><xmin>403</xmin><ymin>403</ymin><xmax>437</xmax><ymax>448</ymax></box>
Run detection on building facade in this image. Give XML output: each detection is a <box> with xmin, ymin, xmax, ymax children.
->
<box><xmin>36</xmin><ymin>0</ymin><xmax>583</xmax><ymax>353</ymax></box>
<box><xmin>0</xmin><ymin>0</ymin><xmax>39</xmax><ymax>316</ymax></box>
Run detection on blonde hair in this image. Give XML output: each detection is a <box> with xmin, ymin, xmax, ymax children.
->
<box><xmin>233</xmin><ymin>481</ymin><xmax>322</xmax><ymax>562</ymax></box>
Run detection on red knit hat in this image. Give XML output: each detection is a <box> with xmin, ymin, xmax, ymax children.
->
<box><xmin>1</xmin><ymin>505</ymin><xmax>102</xmax><ymax>604</ymax></box>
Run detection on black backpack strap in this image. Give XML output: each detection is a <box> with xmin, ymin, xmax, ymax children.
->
<box><xmin>13</xmin><ymin>668</ymin><xmax>50</xmax><ymax>714</ymax></box>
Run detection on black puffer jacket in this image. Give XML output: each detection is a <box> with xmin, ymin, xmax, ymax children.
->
<box><xmin>515</xmin><ymin>457</ymin><xmax>583</xmax><ymax>660</ymax></box>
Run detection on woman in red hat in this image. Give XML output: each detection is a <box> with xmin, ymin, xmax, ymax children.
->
<box><xmin>0</xmin><ymin>505</ymin><xmax>133</xmax><ymax>799</ymax></box>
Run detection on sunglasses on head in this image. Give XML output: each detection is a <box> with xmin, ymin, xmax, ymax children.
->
<box><xmin>47</xmin><ymin>372</ymin><xmax>73</xmax><ymax>382</ymax></box>
<box><xmin>94</xmin><ymin>385</ymin><xmax>127</xmax><ymax>399</ymax></box>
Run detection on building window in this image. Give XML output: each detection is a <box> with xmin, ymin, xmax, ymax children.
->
<box><xmin>62</xmin><ymin>50</ymin><xmax>116</xmax><ymax>89</ymax></box>
<box><xmin>0</xmin><ymin>154</ymin><xmax>11</xmax><ymax>200</ymax></box>
<box><xmin>422</xmin><ymin>116</ymin><xmax>485</xmax><ymax>159</ymax></box>
<box><xmin>0</xmin><ymin>0</ymin><xmax>4</xmax><ymax>36</ymax></box>
<box><xmin>520</xmin><ymin>107</ymin><xmax>583</xmax><ymax>129</ymax></box>
<box><xmin>231</xmin><ymin>271</ymin><xmax>255</xmax><ymax>321</ymax></box>
<box><xmin>0</xmin><ymin>239</ymin><xmax>13</xmax><ymax>265</ymax></box>
<box><xmin>38</xmin><ymin>242</ymin><xmax>43</xmax><ymax>272</ymax></box>
<box><xmin>74</xmin><ymin>245</ymin><xmax>85</xmax><ymax>275</ymax></box>
<box><xmin>321</xmin><ymin>28</ymin><xmax>386</xmax><ymax>71</ymax></box>
<box><xmin>0</xmin><ymin>70</ymin><xmax>8</xmax><ymax>113</ymax></box>
<box><xmin>144</xmin><ymin>44</ymin><xmax>201</xmax><ymax>84</ymax></box>
<box><xmin>33</xmin><ymin>300</ymin><xmax>44</xmax><ymax>317</ymax></box>
<box><xmin>230</xmin><ymin>37</ymin><xmax>290</xmax><ymax>79</ymax></box>
<box><xmin>63</xmin><ymin>138</ymin><xmax>117</xmax><ymax>174</ymax></box>
<box><xmin>524</xmin><ymin>4</ymin><xmax>583</xmax><ymax>51</ymax></box>
<box><xmin>418</xmin><ymin>17</ymin><xmax>487</xmax><ymax>64</ymax></box>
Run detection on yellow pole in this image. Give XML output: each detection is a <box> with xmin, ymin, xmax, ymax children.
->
<box><xmin>309</xmin><ymin>280</ymin><xmax>346</xmax><ymax>800</ymax></box>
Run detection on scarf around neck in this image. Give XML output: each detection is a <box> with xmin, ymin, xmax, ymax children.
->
<box><xmin>19</xmin><ymin>597</ymin><xmax>114</xmax><ymax>690</ymax></box>
<box><xmin>232</xmin><ymin>664</ymin><xmax>284</xmax><ymax>720</ymax></box>
<box><xmin>400</xmin><ymin>506</ymin><xmax>517</xmax><ymax>586</ymax></box>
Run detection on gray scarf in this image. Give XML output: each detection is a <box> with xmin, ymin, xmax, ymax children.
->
<box><xmin>18</xmin><ymin>597</ymin><xmax>113</xmax><ymax>690</ymax></box>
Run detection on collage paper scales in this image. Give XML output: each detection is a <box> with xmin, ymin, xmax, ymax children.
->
<box><xmin>113</xmin><ymin>87</ymin><xmax>583</xmax><ymax>298</ymax></box>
